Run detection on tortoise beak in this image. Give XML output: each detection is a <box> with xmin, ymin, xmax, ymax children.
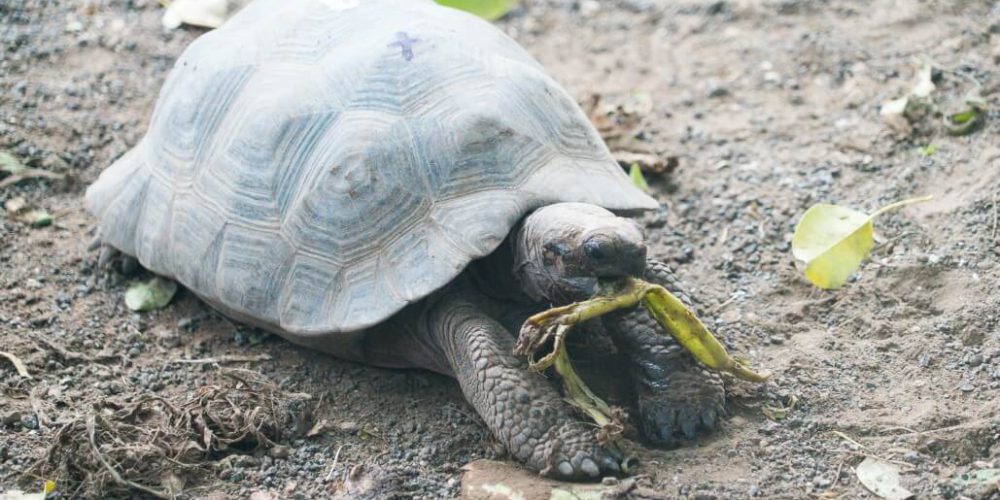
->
<box><xmin>583</xmin><ymin>236</ymin><xmax>647</xmax><ymax>279</ymax></box>
<box><xmin>620</xmin><ymin>244</ymin><xmax>647</xmax><ymax>277</ymax></box>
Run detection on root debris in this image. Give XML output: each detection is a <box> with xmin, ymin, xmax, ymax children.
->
<box><xmin>23</xmin><ymin>368</ymin><xmax>313</xmax><ymax>498</ymax></box>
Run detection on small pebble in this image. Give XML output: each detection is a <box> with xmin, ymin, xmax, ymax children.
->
<box><xmin>20</xmin><ymin>413</ymin><xmax>38</xmax><ymax>430</ymax></box>
<box><xmin>707</xmin><ymin>84</ymin><xmax>730</xmax><ymax>98</ymax></box>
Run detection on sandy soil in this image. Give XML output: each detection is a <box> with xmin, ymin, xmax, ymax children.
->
<box><xmin>2</xmin><ymin>0</ymin><xmax>999</xmax><ymax>498</ymax></box>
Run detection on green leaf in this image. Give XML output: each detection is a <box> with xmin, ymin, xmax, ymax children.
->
<box><xmin>919</xmin><ymin>144</ymin><xmax>937</xmax><ymax>157</ymax></box>
<box><xmin>628</xmin><ymin>163</ymin><xmax>649</xmax><ymax>191</ymax></box>
<box><xmin>26</xmin><ymin>209</ymin><xmax>52</xmax><ymax>228</ymax></box>
<box><xmin>946</xmin><ymin>105</ymin><xmax>984</xmax><ymax>136</ymax></box>
<box><xmin>791</xmin><ymin>196</ymin><xmax>932</xmax><ymax>290</ymax></box>
<box><xmin>0</xmin><ymin>150</ymin><xmax>28</xmax><ymax>175</ymax></box>
<box><xmin>125</xmin><ymin>277</ymin><xmax>178</xmax><ymax>312</ymax></box>
<box><xmin>950</xmin><ymin>109</ymin><xmax>977</xmax><ymax>124</ymax></box>
<box><xmin>435</xmin><ymin>0</ymin><xmax>516</xmax><ymax>20</ymax></box>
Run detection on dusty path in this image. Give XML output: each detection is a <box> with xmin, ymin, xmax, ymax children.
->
<box><xmin>2</xmin><ymin>0</ymin><xmax>998</xmax><ymax>498</ymax></box>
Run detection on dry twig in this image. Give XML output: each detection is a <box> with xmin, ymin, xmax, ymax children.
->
<box><xmin>168</xmin><ymin>353</ymin><xmax>271</xmax><ymax>364</ymax></box>
<box><xmin>0</xmin><ymin>168</ymin><xmax>64</xmax><ymax>190</ymax></box>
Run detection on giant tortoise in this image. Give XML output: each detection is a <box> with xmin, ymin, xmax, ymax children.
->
<box><xmin>86</xmin><ymin>0</ymin><xmax>726</xmax><ymax>479</ymax></box>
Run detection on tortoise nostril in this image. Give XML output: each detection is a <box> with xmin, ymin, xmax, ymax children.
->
<box><xmin>583</xmin><ymin>238</ymin><xmax>607</xmax><ymax>261</ymax></box>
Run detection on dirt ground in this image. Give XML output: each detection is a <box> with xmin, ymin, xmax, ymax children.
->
<box><xmin>2</xmin><ymin>0</ymin><xmax>1000</xmax><ymax>498</ymax></box>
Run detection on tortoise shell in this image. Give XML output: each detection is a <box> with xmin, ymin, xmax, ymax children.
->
<box><xmin>85</xmin><ymin>0</ymin><xmax>656</xmax><ymax>335</ymax></box>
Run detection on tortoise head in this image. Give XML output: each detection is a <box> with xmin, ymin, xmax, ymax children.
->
<box><xmin>513</xmin><ymin>202</ymin><xmax>647</xmax><ymax>305</ymax></box>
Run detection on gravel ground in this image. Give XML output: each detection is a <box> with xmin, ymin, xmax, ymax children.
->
<box><xmin>2</xmin><ymin>0</ymin><xmax>999</xmax><ymax>498</ymax></box>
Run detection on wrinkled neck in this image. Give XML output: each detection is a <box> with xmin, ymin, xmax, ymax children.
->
<box><xmin>468</xmin><ymin>226</ymin><xmax>539</xmax><ymax>305</ymax></box>
<box><xmin>510</xmin><ymin>219</ymin><xmax>550</xmax><ymax>303</ymax></box>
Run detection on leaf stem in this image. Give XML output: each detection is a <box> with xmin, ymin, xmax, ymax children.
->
<box><xmin>553</xmin><ymin>349</ymin><xmax>612</xmax><ymax>426</ymax></box>
<box><xmin>870</xmin><ymin>195</ymin><xmax>933</xmax><ymax>219</ymax></box>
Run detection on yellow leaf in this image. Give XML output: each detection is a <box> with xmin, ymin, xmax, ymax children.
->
<box><xmin>791</xmin><ymin>196</ymin><xmax>932</xmax><ymax>290</ymax></box>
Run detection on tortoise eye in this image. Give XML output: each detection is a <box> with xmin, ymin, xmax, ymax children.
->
<box><xmin>583</xmin><ymin>238</ymin><xmax>606</xmax><ymax>261</ymax></box>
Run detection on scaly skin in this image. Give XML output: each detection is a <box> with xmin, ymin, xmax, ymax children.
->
<box><xmin>426</xmin><ymin>291</ymin><xmax>625</xmax><ymax>480</ymax></box>
<box><xmin>603</xmin><ymin>259</ymin><xmax>726</xmax><ymax>446</ymax></box>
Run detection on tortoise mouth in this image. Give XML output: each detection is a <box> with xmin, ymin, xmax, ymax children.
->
<box><xmin>551</xmin><ymin>267</ymin><xmax>642</xmax><ymax>304</ymax></box>
<box><xmin>591</xmin><ymin>260</ymin><xmax>645</xmax><ymax>280</ymax></box>
<box><xmin>585</xmin><ymin>256</ymin><xmax>646</xmax><ymax>282</ymax></box>
<box><xmin>546</xmin><ymin>276</ymin><xmax>599</xmax><ymax>305</ymax></box>
<box><xmin>550</xmin><ymin>254</ymin><xmax>646</xmax><ymax>304</ymax></box>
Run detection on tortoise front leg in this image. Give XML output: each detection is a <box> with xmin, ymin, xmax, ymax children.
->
<box><xmin>425</xmin><ymin>292</ymin><xmax>625</xmax><ymax>480</ymax></box>
<box><xmin>602</xmin><ymin>260</ymin><xmax>726</xmax><ymax>446</ymax></box>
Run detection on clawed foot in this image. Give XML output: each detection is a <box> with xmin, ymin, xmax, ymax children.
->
<box><xmin>605</xmin><ymin>308</ymin><xmax>728</xmax><ymax>446</ymax></box>
<box><xmin>635</xmin><ymin>365</ymin><xmax>725</xmax><ymax>446</ymax></box>
<box><xmin>531</xmin><ymin>421</ymin><xmax>626</xmax><ymax>480</ymax></box>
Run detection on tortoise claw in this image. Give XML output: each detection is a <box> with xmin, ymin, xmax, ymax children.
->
<box><xmin>600</xmin><ymin>455</ymin><xmax>621</xmax><ymax>474</ymax></box>
<box><xmin>702</xmin><ymin>408</ymin><xmax>718</xmax><ymax>430</ymax></box>
<box><xmin>534</xmin><ymin>422</ymin><xmax>626</xmax><ymax>481</ymax></box>
<box><xmin>580</xmin><ymin>458</ymin><xmax>600</xmax><ymax>478</ymax></box>
<box><xmin>636</xmin><ymin>367</ymin><xmax>726</xmax><ymax>447</ymax></box>
<box><xmin>678</xmin><ymin>407</ymin><xmax>700</xmax><ymax>439</ymax></box>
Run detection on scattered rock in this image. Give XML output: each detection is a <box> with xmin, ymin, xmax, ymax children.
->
<box><xmin>461</xmin><ymin>460</ymin><xmax>635</xmax><ymax>500</ymax></box>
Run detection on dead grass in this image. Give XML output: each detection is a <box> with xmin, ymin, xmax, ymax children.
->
<box><xmin>22</xmin><ymin>368</ymin><xmax>313</xmax><ymax>498</ymax></box>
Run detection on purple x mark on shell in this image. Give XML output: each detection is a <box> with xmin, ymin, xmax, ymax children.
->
<box><xmin>388</xmin><ymin>32</ymin><xmax>419</xmax><ymax>61</ymax></box>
